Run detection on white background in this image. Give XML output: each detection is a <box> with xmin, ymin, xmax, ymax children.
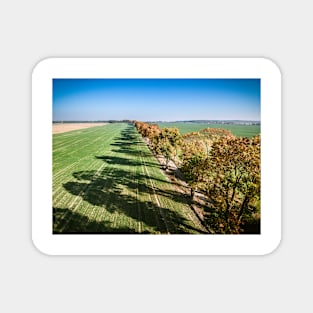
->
<box><xmin>0</xmin><ymin>0</ymin><xmax>311</xmax><ymax>312</ymax></box>
<box><xmin>33</xmin><ymin>58</ymin><xmax>281</xmax><ymax>255</ymax></box>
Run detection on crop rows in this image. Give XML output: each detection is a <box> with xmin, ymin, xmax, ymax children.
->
<box><xmin>53</xmin><ymin>123</ymin><xmax>207</xmax><ymax>234</ymax></box>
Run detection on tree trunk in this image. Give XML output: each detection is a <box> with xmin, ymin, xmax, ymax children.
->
<box><xmin>238</xmin><ymin>195</ymin><xmax>249</xmax><ymax>222</ymax></box>
<box><xmin>190</xmin><ymin>188</ymin><xmax>195</xmax><ymax>200</ymax></box>
<box><xmin>165</xmin><ymin>157</ymin><xmax>170</xmax><ymax>170</ymax></box>
<box><xmin>225</xmin><ymin>200</ymin><xmax>230</xmax><ymax>233</ymax></box>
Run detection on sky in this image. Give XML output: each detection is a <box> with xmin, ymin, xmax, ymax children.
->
<box><xmin>53</xmin><ymin>79</ymin><xmax>260</xmax><ymax>121</ymax></box>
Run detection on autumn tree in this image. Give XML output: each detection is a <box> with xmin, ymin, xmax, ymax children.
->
<box><xmin>161</xmin><ymin>127</ymin><xmax>182</xmax><ymax>162</ymax></box>
<box><xmin>180</xmin><ymin>128</ymin><xmax>235</xmax><ymax>199</ymax></box>
<box><xmin>183</xmin><ymin>128</ymin><xmax>234</xmax><ymax>155</ymax></box>
<box><xmin>148</xmin><ymin>124</ymin><xmax>161</xmax><ymax>138</ymax></box>
<box><xmin>150</xmin><ymin>128</ymin><xmax>181</xmax><ymax>169</ymax></box>
<box><xmin>205</xmin><ymin>135</ymin><xmax>261</xmax><ymax>234</ymax></box>
<box><xmin>180</xmin><ymin>140</ymin><xmax>209</xmax><ymax>199</ymax></box>
<box><xmin>134</xmin><ymin>121</ymin><xmax>147</xmax><ymax>135</ymax></box>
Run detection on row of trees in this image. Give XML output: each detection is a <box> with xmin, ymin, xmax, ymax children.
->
<box><xmin>134</xmin><ymin>121</ymin><xmax>182</xmax><ymax>168</ymax></box>
<box><xmin>134</xmin><ymin>121</ymin><xmax>261</xmax><ymax>234</ymax></box>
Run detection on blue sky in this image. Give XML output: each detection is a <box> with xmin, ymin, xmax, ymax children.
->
<box><xmin>53</xmin><ymin>79</ymin><xmax>260</xmax><ymax>121</ymax></box>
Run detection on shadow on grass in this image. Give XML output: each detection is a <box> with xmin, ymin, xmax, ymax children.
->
<box><xmin>53</xmin><ymin>207</ymin><xmax>139</xmax><ymax>234</ymax></box>
<box><xmin>61</xmin><ymin>167</ymin><xmax>207</xmax><ymax>234</ymax></box>
<box><xmin>56</xmin><ymin>123</ymin><xmax>208</xmax><ymax>234</ymax></box>
<box><xmin>95</xmin><ymin>154</ymin><xmax>159</xmax><ymax>169</ymax></box>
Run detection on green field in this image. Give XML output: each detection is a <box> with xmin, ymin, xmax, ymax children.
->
<box><xmin>53</xmin><ymin>123</ymin><xmax>207</xmax><ymax>234</ymax></box>
<box><xmin>158</xmin><ymin>122</ymin><xmax>260</xmax><ymax>137</ymax></box>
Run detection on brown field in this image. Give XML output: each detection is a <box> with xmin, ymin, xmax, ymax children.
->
<box><xmin>53</xmin><ymin>123</ymin><xmax>107</xmax><ymax>134</ymax></box>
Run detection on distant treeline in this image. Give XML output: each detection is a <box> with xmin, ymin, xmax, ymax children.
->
<box><xmin>53</xmin><ymin>120</ymin><xmax>135</xmax><ymax>124</ymax></box>
<box><xmin>148</xmin><ymin>120</ymin><xmax>261</xmax><ymax>125</ymax></box>
<box><xmin>53</xmin><ymin>119</ymin><xmax>260</xmax><ymax>125</ymax></box>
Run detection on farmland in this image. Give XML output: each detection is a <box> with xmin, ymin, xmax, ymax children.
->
<box><xmin>53</xmin><ymin>122</ymin><xmax>107</xmax><ymax>134</ymax></box>
<box><xmin>158</xmin><ymin>122</ymin><xmax>260</xmax><ymax>137</ymax></box>
<box><xmin>53</xmin><ymin>123</ymin><xmax>207</xmax><ymax>234</ymax></box>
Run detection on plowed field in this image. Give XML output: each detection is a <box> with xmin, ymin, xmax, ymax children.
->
<box><xmin>53</xmin><ymin>123</ymin><xmax>107</xmax><ymax>134</ymax></box>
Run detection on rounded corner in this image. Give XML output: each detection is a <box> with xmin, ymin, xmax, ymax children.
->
<box><xmin>31</xmin><ymin>236</ymin><xmax>54</xmax><ymax>256</ymax></box>
<box><xmin>32</xmin><ymin>57</ymin><xmax>56</xmax><ymax>77</ymax></box>
<box><xmin>261</xmin><ymin>235</ymin><xmax>282</xmax><ymax>256</ymax></box>
<box><xmin>259</xmin><ymin>57</ymin><xmax>282</xmax><ymax>78</ymax></box>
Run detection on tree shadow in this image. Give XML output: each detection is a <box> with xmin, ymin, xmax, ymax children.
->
<box><xmin>111</xmin><ymin>125</ymin><xmax>140</xmax><ymax>143</ymax></box>
<box><xmin>61</xmin><ymin>167</ymin><xmax>207</xmax><ymax>234</ymax></box>
<box><xmin>110</xmin><ymin>141</ymin><xmax>142</xmax><ymax>147</ymax></box>
<box><xmin>53</xmin><ymin>207</ymin><xmax>138</xmax><ymax>234</ymax></box>
<box><xmin>111</xmin><ymin>148</ymin><xmax>152</xmax><ymax>158</ymax></box>
<box><xmin>95</xmin><ymin>154</ymin><xmax>159</xmax><ymax>169</ymax></box>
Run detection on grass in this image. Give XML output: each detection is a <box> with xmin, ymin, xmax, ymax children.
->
<box><xmin>53</xmin><ymin>123</ymin><xmax>207</xmax><ymax>234</ymax></box>
<box><xmin>157</xmin><ymin>122</ymin><xmax>260</xmax><ymax>137</ymax></box>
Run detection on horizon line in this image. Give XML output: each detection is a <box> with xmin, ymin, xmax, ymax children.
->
<box><xmin>53</xmin><ymin>119</ymin><xmax>261</xmax><ymax>123</ymax></box>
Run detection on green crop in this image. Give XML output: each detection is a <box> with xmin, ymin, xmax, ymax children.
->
<box><xmin>53</xmin><ymin>123</ymin><xmax>207</xmax><ymax>234</ymax></box>
<box><xmin>158</xmin><ymin>122</ymin><xmax>260</xmax><ymax>138</ymax></box>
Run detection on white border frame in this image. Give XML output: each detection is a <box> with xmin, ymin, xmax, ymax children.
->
<box><xmin>32</xmin><ymin>58</ymin><xmax>281</xmax><ymax>255</ymax></box>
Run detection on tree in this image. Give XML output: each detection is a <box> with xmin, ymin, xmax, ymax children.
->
<box><xmin>205</xmin><ymin>135</ymin><xmax>261</xmax><ymax>234</ymax></box>
<box><xmin>180</xmin><ymin>128</ymin><xmax>235</xmax><ymax>200</ymax></box>
<box><xmin>161</xmin><ymin>127</ymin><xmax>182</xmax><ymax>162</ymax></box>
<box><xmin>146</xmin><ymin>127</ymin><xmax>182</xmax><ymax>170</ymax></box>
<box><xmin>183</xmin><ymin>128</ymin><xmax>234</xmax><ymax>154</ymax></box>
<box><xmin>180</xmin><ymin>140</ymin><xmax>208</xmax><ymax>199</ymax></box>
<box><xmin>146</xmin><ymin>124</ymin><xmax>161</xmax><ymax>140</ymax></box>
